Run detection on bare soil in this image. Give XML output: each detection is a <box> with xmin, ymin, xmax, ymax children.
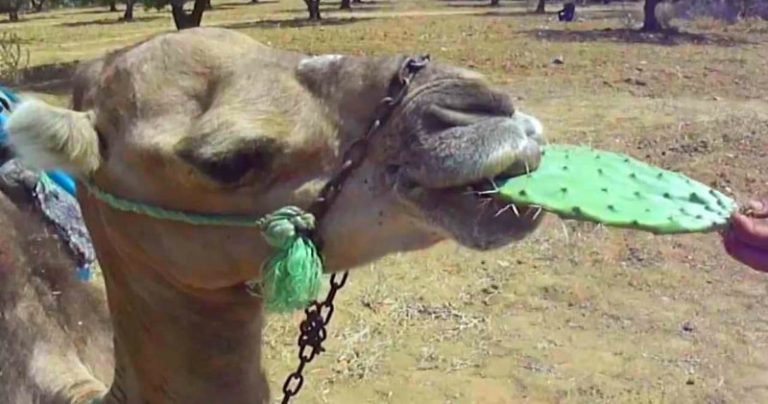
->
<box><xmin>4</xmin><ymin>0</ymin><xmax>768</xmax><ymax>402</ymax></box>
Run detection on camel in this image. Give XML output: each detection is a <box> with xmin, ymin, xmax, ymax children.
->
<box><xmin>2</xmin><ymin>27</ymin><xmax>546</xmax><ymax>403</ymax></box>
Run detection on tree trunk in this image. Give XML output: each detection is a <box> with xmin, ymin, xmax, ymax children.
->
<box><xmin>109</xmin><ymin>0</ymin><xmax>117</xmax><ymax>11</ymax></box>
<box><xmin>304</xmin><ymin>0</ymin><xmax>321</xmax><ymax>20</ymax></box>
<box><xmin>205</xmin><ymin>0</ymin><xmax>212</xmax><ymax>10</ymax></box>
<box><xmin>642</xmin><ymin>0</ymin><xmax>663</xmax><ymax>31</ymax></box>
<box><xmin>535</xmin><ymin>0</ymin><xmax>546</xmax><ymax>13</ymax></box>
<box><xmin>171</xmin><ymin>0</ymin><xmax>208</xmax><ymax>30</ymax></box>
<box><xmin>8</xmin><ymin>0</ymin><xmax>21</xmax><ymax>20</ymax></box>
<box><xmin>123</xmin><ymin>0</ymin><xmax>135</xmax><ymax>21</ymax></box>
<box><xmin>352</xmin><ymin>0</ymin><xmax>361</xmax><ymax>2</ymax></box>
<box><xmin>490</xmin><ymin>0</ymin><xmax>500</xmax><ymax>6</ymax></box>
<box><xmin>31</xmin><ymin>0</ymin><xmax>45</xmax><ymax>12</ymax></box>
<box><xmin>340</xmin><ymin>0</ymin><xmax>350</xmax><ymax>9</ymax></box>
<box><xmin>251</xmin><ymin>0</ymin><xmax>258</xmax><ymax>3</ymax></box>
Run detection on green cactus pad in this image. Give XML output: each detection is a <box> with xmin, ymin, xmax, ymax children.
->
<box><xmin>495</xmin><ymin>144</ymin><xmax>738</xmax><ymax>234</ymax></box>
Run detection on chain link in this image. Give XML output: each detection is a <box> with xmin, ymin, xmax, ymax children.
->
<box><xmin>279</xmin><ymin>54</ymin><xmax>430</xmax><ymax>404</ymax></box>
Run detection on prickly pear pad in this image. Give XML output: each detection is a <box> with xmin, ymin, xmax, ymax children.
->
<box><xmin>495</xmin><ymin>144</ymin><xmax>738</xmax><ymax>234</ymax></box>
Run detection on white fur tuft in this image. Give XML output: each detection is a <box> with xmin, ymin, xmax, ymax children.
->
<box><xmin>297</xmin><ymin>54</ymin><xmax>344</xmax><ymax>71</ymax></box>
<box><xmin>4</xmin><ymin>99</ymin><xmax>101</xmax><ymax>175</ymax></box>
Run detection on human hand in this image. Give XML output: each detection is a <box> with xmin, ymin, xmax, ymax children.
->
<box><xmin>722</xmin><ymin>199</ymin><xmax>768</xmax><ymax>273</ymax></box>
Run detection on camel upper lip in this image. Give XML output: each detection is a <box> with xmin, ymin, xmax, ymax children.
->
<box><xmin>396</xmin><ymin>127</ymin><xmax>542</xmax><ymax>190</ymax></box>
<box><xmin>395</xmin><ymin>156</ymin><xmax>533</xmax><ymax>194</ymax></box>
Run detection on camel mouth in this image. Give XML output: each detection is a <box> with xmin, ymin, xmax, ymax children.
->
<box><xmin>389</xmin><ymin>160</ymin><xmax>544</xmax><ymax>250</ymax></box>
<box><xmin>386</xmin><ymin>111</ymin><xmax>546</xmax><ymax>249</ymax></box>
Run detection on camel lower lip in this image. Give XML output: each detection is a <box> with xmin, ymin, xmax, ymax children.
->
<box><xmin>399</xmin><ymin>181</ymin><xmax>543</xmax><ymax>251</ymax></box>
<box><xmin>409</xmin><ymin>173</ymin><xmax>519</xmax><ymax>196</ymax></box>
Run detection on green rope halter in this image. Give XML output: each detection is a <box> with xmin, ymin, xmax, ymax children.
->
<box><xmin>82</xmin><ymin>180</ymin><xmax>323</xmax><ymax>313</ymax></box>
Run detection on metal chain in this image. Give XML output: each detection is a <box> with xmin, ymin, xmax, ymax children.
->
<box><xmin>280</xmin><ymin>54</ymin><xmax>431</xmax><ymax>404</ymax></box>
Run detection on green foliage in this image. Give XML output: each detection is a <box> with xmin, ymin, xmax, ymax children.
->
<box><xmin>496</xmin><ymin>144</ymin><xmax>737</xmax><ymax>234</ymax></box>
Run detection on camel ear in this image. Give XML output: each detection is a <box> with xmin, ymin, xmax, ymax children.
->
<box><xmin>4</xmin><ymin>99</ymin><xmax>102</xmax><ymax>175</ymax></box>
<box><xmin>295</xmin><ymin>54</ymin><xmax>346</xmax><ymax>96</ymax></box>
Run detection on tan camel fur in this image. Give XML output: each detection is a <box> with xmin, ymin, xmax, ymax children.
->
<box><xmin>3</xmin><ymin>27</ymin><xmax>546</xmax><ymax>403</ymax></box>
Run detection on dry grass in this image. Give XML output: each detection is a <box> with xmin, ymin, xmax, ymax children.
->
<box><xmin>3</xmin><ymin>0</ymin><xmax>768</xmax><ymax>403</ymax></box>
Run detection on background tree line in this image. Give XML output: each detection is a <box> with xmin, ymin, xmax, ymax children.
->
<box><xmin>0</xmin><ymin>0</ymin><xmax>765</xmax><ymax>34</ymax></box>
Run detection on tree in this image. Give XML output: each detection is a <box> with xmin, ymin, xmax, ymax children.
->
<box><xmin>642</xmin><ymin>0</ymin><xmax>663</xmax><ymax>31</ymax></box>
<box><xmin>30</xmin><ymin>0</ymin><xmax>45</xmax><ymax>12</ymax></box>
<box><xmin>169</xmin><ymin>0</ymin><xmax>207</xmax><ymax>29</ymax></box>
<box><xmin>90</xmin><ymin>0</ymin><xmax>118</xmax><ymax>11</ymax></box>
<box><xmin>122</xmin><ymin>0</ymin><xmax>135</xmax><ymax>20</ymax></box>
<box><xmin>535</xmin><ymin>0</ymin><xmax>545</xmax><ymax>13</ymax></box>
<box><xmin>143</xmin><ymin>0</ymin><xmax>208</xmax><ymax>29</ymax></box>
<box><xmin>0</xmin><ymin>0</ymin><xmax>24</xmax><ymax>21</ymax></box>
<box><xmin>490</xmin><ymin>0</ymin><xmax>500</xmax><ymax>6</ymax></box>
<box><xmin>304</xmin><ymin>0</ymin><xmax>320</xmax><ymax>19</ymax></box>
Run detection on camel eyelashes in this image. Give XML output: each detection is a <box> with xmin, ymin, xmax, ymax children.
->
<box><xmin>175</xmin><ymin>134</ymin><xmax>281</xmax><ymax>186</ymax></box>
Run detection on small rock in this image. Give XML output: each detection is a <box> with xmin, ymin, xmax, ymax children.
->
<box><xmin>712</xmin><ymin>96</ymin><xmax>721</xmax><ymax>101</ymax></box>
<box><xmin>686</xmin><ymin>378</ymin><xmax>695</xmax><ymax>385</ymax></box>
<box><xmin>552</xmin><ymin>56</ymin><xmax>564</xmax><ymax>65</ymax></box>
<box><xmin>681</xmin><ymin>321</ymin><xmax>695</xmax><ymax>333</ymax></box>
<box><xmin>624</xmin><ymin>77</ymin><xmax>647</xmax><ymax>86</ymax></box>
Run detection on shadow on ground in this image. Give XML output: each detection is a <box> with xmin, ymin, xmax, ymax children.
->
<box><xmin>524</xmin><ymin>27</ymin><xmax>753</xmax><ymax>47</ymax></box>
<box><xmin>443</xmin><ymin>3</ymin><xmax>518</xmax><ymax>8</ymax></box>
<box><xmin>438</xmin><ymin>0</ymin><xmax>519</xmax><ymax>6</ymax></box>
<box><xmin>11</xmin><ymin>61</ymin><xmax>81</xmax><ymax>96</ymax></box>
<box><xmin>219</xmin><ymin>15</ymin><xmax>375</xmax><ymax>29</ymax></box>
<box><xmin>79</xmin><ymin>8</ymin><xmax>124</xmax><ymax>14</ymax></box>
<box><xmin>0</xmin><ymin>19</ymin><xmax>31</xmax><ymax>25</ymax></box>
<box><xmin>213</xmin><ymin>0</ymin><xmax>280</xmax><ymax>10</ymax></box>
<box><xmin>477</xmin><ymin>9</ymin><xmax>548</xmax><ymax>16</ymax></box>
<box><xmin>280</xmin><ymin>6</ymin><xmax>390</xmax><ymax>15</ymax></box>
<box><xmin>57</xmin><ymin>15</ymin><xmax>163</xmax><ymax>27</ymax></box>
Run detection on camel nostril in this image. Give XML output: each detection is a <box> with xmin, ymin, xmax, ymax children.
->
<box><xmin>513</xmin><ymin>111</ymin><xmax>544</xmax><ymax>140</ymax></box>
<box><xmin>498</xmin><ymin>139</ymin><xmax>541</xmax><ymax>178</ymax></box>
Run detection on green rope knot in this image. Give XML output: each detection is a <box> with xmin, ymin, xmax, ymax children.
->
<box><xmin>256</xmin><ymin>206</ymin><xmax>316</xmax><ymax>248</ymax></box>
<box><xmin>246</xmin><ymin>206</ymin><xmax>324</xmax><ymax>313</ymax></box>
<box><xmin>79</xmin><ymin>178</ymin><xmax>324</xmax><ymax>313</ymax></box>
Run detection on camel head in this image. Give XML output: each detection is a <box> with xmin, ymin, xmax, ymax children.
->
<box><xmin>2</xmin><ymin>27</ymin><xmax>545</xmax><ymax>402</ymax></box>
<box><xmin>5</xmin><ymin>28</ymin><xmax>545</xmax><ymax>283</ymax></box>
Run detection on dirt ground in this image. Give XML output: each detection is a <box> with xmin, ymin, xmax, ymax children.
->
<box><xmin>4</xmin><ymin>0</ymin><xmax>768</xmax><ymax>402</ymax></box>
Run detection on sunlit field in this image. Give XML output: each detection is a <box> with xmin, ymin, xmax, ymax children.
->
<box><xmin>4</xmin><ymin>0</ymin><xmax>768</xmax><ymax>402</ymax></box>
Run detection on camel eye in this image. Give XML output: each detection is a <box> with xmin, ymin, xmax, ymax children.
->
<box><xmin>192</xmin><ymin>149</ymin><xmax>258</xmax><ymax>185</ymax></box>
<box><xmin>175</xmin><ymin>135</ymin><xmax>281</xmax><ymax>186</ymax></box>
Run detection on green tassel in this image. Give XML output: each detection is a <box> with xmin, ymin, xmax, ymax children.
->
<box><xmin>261</xmin><ymin>236</ymin><xmax>323</xmax><ymax>312</ymax></box>
<box><xmin>246</xmin><ymin>206</ymin><xmax>324</xmax><ymax>313</ymax></box>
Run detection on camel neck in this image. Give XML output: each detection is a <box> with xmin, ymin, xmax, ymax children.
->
<box><xmin>97</xmin><ymin>254</ymin><xmax>270</xmax><ymax>404</ymax></box>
